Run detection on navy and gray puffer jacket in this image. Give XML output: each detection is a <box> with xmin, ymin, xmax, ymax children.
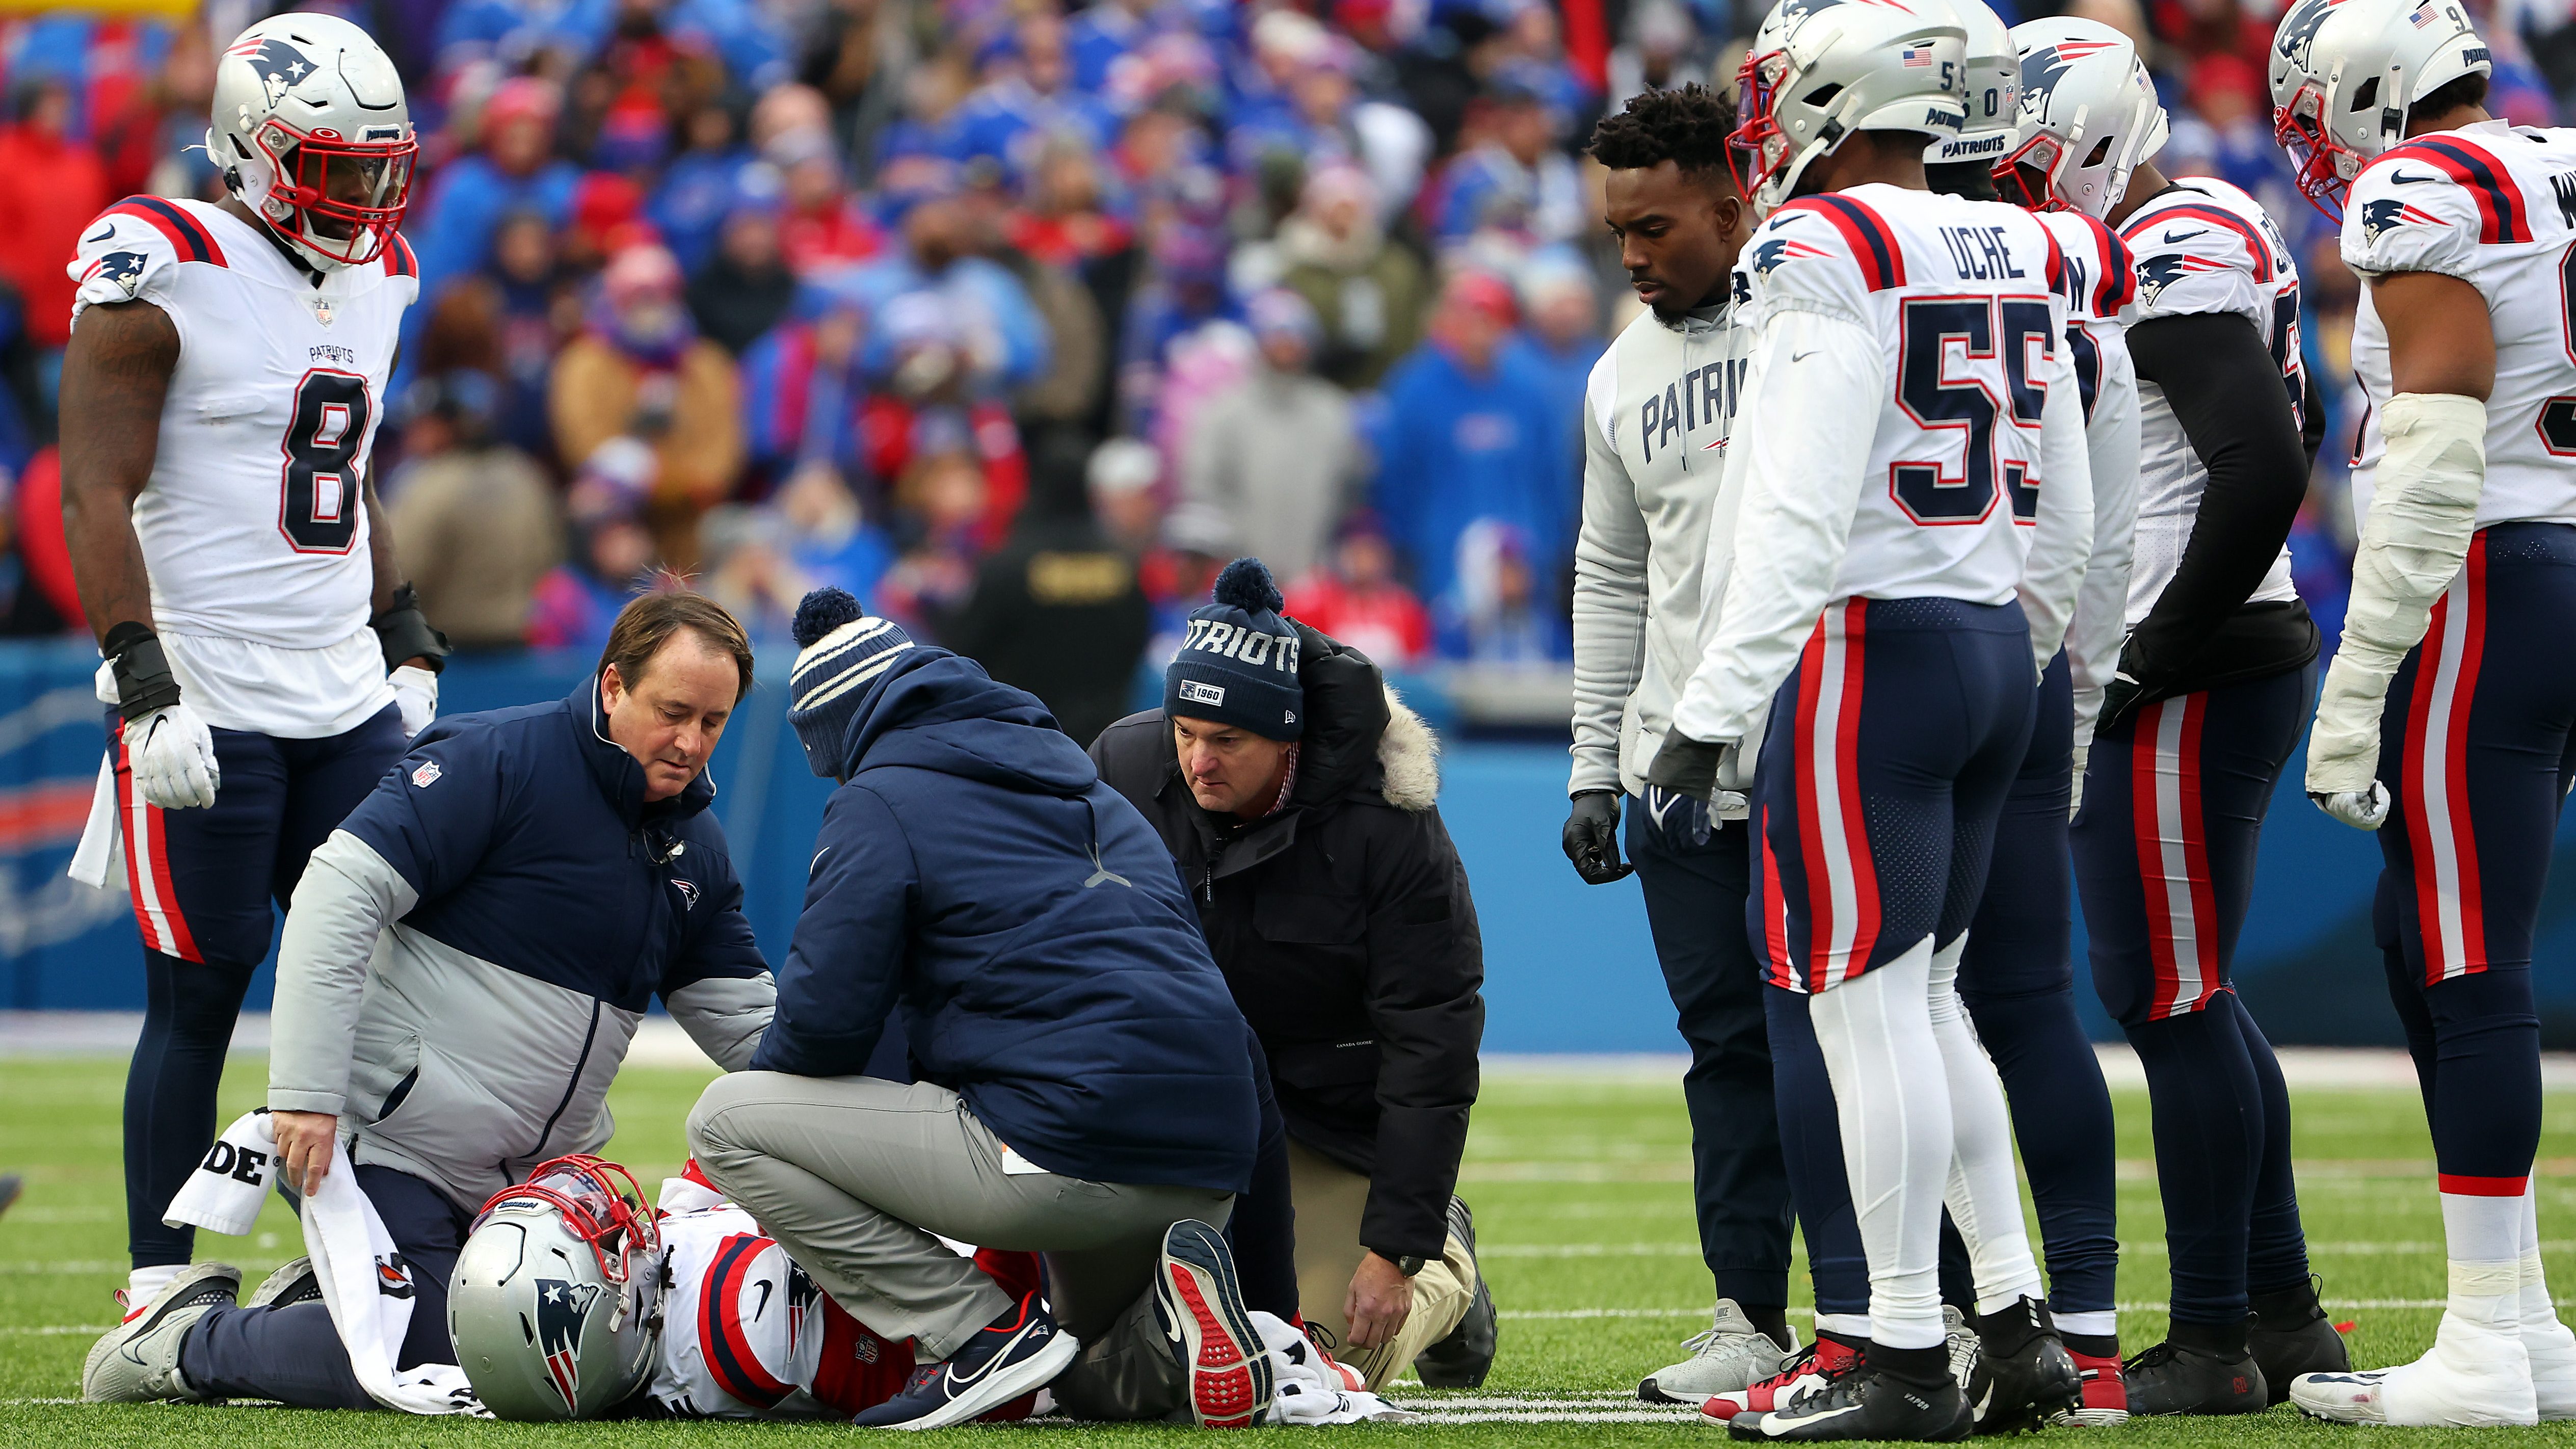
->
<box><xmin>753</xmin><ymin>647</ymin><xmax>1258</xmax><ymax>1194</ymax></box>
<box><xmin>269</xmin><ymin>679</ymin><xmax>775</xmax><ymax>1210</ymax></box>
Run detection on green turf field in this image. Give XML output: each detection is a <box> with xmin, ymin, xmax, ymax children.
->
<box><xmin>6</xmin><ymin>1053</ymin><xmax>2576</xmax><ymax>1446</ymax></box>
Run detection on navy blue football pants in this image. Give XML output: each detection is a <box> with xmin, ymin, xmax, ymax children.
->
<box><xmin>1626</xmin><ymin>801</ymin><xmax>1795</xmax><ymax>1309</ymax></box>
<box><xmin>1768</xmin><ymin>649</ymin><xmax>2118</xmax><ymax>1323</ymax></box>
<box><xmin>2073</xmin><ymin>662</ymin><xmax>2313</xmax><ymax>1324</ymax></box>
<box><xmin>178</xmin><ymin>1164</ymin><xmax>468</xmax><ymax>1408</ymax></box>
<box><xmin>120</xmin><ymin>704</ymin><xmax>405</xmax><ymax>1269</ymax></box>
<box><xmin>2373</xmin><ymin>524</ymin><xmax>2576</xmax><ymax>1192</ymax></box>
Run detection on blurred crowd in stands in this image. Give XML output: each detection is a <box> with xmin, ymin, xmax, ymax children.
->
<box><xmin>1</xmin><ymin>0</ymin><xmax>2568</xmax><ymax>728</ymax></box>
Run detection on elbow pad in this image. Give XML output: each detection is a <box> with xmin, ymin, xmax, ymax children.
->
<box><xmin>2307</xmin><ymin>392</ymin><xmax>2485</xmax><ymax>795</ymax></box>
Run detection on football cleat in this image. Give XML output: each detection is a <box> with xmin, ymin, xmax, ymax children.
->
<box><xmin>1645</xmin><ymin>1300</ymin><xmax>1795</xmax><ymax>1403</ymax></box>
<box><xmin>2290</xmin><ymin>1312</ymin><xmax>2537</xmax><ymax>1427</ymax></box>
<box><xmin>849</xmin><ymin>1293</ymin><xmax>1077</xmax><ymax>1429</ymax></box>
<box><xmin>1964</xmin><ymin>1297</ymin><xmax>2082</xmax><ymax>1434</ymax></box>
<box><xmin>2049</xmin><ymin>1348</ymin><xmax>2129</xmax><ymax>1427</ymax></box>
<box><xmin>1154</xmin><ymin>1218</ymin><xmax>1274</xmax><ymax>1428</ymax></box>
<box><xmin>2122</xmin><ymin>1339</ymin><xmax>2266</xmax><ymax>1416</ymax></box>
<box><xmin>83</xmin><ymin>1262</ymin><xmax>240</xmax><ymax>1403</ymax></box>
<box><xmin>2248</xmin><ymin>1277</ymin><xmax>2348</xmax><ymax>1404</ymax></box>
<box><xmin>1701</xmin><ymin>1334</ymin><xmax>1863</xmax><ymax>1421</ymax></box>
<box><xmin>1728</xmin><ymin>1365</ymin><xmax>1970</xmax><ymax>1442</ymax></box>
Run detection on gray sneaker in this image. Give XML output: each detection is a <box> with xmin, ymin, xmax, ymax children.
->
<box><xmin>1639</xmin><ymin>1300</ymin><xmax>1792</xmax><ymax>1403</ymax></box>
<box><xmin>245</xmin><ymin>1257</ymin><xmax>322</xmax><ymax>1311</ymax></box>
<box><xmin>83</xmin><ymin>1262</ymin><xmax>240</xmax><ymax>1403</ymax></box>
<box><xmin>1945</xmin><ymin>1305</ymin><xmax>1980</xmax><ymax>1387</ymax></box>
<box><xmin>1415</xmin><ymin>1196</ymin><xmax>1497</xmax><ymax>1388</ymax></box>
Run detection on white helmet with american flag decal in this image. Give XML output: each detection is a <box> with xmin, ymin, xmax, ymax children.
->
<box><xmin>1995</xmin><ymin>17</ymin><xmax>2167</xmax><ymax>218</ymax></box>
<box><xmin>2268</xmin><ymin>0</ymin><xmax>2491</xmax><ymax>217</ymax></box>
<box><xmin>205</xmin><ymin>12</ymin><xmax>416</xmax><ymax>271</ymax></box>
<box><xmin>449</xmin><ymin>1156</ymin><xmax>664</xmax><ymax>1420</ymax></box>
<box><xmin>1729</xmin><ymin>0</ymin><xmax>1971</xmax><ymax>216</ymax></box>
<box><xmin>1926</xmin><ymin>0</ymin><xmax>2021</xmax><ymax>168</ymax></box>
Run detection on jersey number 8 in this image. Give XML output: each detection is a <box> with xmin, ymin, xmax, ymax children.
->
<box><xmin>1890</xmin><ymin>297</ymin><xmax>2055</xmax><ymax>525</ymax></box>
<box><xmin>279</xmin><ymin>370</ymin><xmax>373</xmax><ymax>554</ymax></box>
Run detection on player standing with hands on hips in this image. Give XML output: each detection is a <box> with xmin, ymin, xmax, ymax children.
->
<box><xmin>58</xmin><ymin>12</ymin><xmax>445</xmax><ymax>1326</ymax></box>
<box><xmin>1650</xmin><ymin>0</ymin><xmax>2095</xmax><ymax>1435</ymax></box>
<box><xmin>2270</xmin><ymin>0</ymin><xmax>2576</xmax><ymax>1424</ymax></box>
<box><xmin>1559</xmin><ymin>83</ymin><xmax>1801</xmax><ymax>1404</ymax></box>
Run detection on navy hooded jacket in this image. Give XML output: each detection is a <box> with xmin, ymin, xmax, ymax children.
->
<box><xmin>751</xmin><ymin>647</ymin><xmax>1258</xmax><ymax>1193</ymax></box>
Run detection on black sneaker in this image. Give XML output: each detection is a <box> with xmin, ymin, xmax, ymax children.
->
<box><xmin>244</xmin><ymin>1257</ymin><xmax>322</xmax><ymax>1311</ymax></box>
<box><xmin>1154</xmin><ymin>1218</ymin><xmax>1273</xmax><ymax>1428</ymax></box>
<box><xmin>1966</xmin><ymin>1296</ymin><xmax>2082</xmax><ymax>1434</ymax></box>
<box><xmin>1414</xmin><ymin>1196</ymin><xmax>1497</xmax><ymax>1389</ymax></box>
<box><xmin>849</xmin><ymin>1292</ymin><xmax>1076</xmax><ymax>1429</ymax></box>
<box><xmin>2249</xmin><ymin>1278</ymin><xmax>2349</xmax><ymax>1406</ymax></box>
<box><xmin>2121</xmin><ymin>1339</ymin><xmax>2268</xmax><ymax>1416</ymax></box>
<box><xmin>1729</xmin><ymin>1365</ymin><xmax>1970</xmax><ymax>1442</ymax></box>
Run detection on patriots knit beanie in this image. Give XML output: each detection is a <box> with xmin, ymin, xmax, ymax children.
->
<box><xmin>787</xmin><ymin>587</ymin><xmax>915</xmax><ymax>777</ymax></box>
<box><xmin>1166</xmin><ymin>558</ymin><xmax>1305</xmax><ymax>740</ymax></box>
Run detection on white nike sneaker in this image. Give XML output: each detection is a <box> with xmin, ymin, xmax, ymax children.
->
<box><xmin>83</xmin><ymin>1262</ymin><xmax>239</xmax><ymax>1403</ymax></box>
<box><xmin>2291</xmin><ymin>1313</ymin><xmax>2538</xmax><ymax>1427</ymax></box>
<box><xmin>2524</xmin><ymin>1308</ymin><xmax>2576</xmax><ymax>1420</ymax></box>
<box><xmin>1640</xmin><ymin>1301</ymin><xmax>1793</xmax><ymax>1403</ymax></box>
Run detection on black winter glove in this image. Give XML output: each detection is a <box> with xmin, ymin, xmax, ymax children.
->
<box><xmin>2098</xmin><ymin>637</ymin><xmax>2164</xmax><ymax>732</ymax></box>
<box><xmin>369</xmin><ymin>583</ymin><xmax>452</xmax><ymax>675</ymax></box>
<box><xmin>1561</xmin><ymin>789</ymin><xmax>1632</xmax><ymax>884</ymax></box>
<box><xmin>1645</xmin><ymin>734</ymin><xmax>1733</xmax><ymax>804</ymax></box>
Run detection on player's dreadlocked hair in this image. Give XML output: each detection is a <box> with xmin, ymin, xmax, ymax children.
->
<box><xmin>1588</xmin><ymin>84</ymin><xmax>1738</xmax><ymax>178</ymax></box>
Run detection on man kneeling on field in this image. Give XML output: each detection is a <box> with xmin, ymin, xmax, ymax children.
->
<box><xmin>83</xmin><ymin>594</ymin><xmax>776</xmax><ymax>1409</ymax></box>
<box><xmin>684</xmin><ymin>588</ymin><xmax>1271</xmax><ymax>1429</ymax></box>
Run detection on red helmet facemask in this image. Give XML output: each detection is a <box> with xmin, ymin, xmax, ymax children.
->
<box><xmin>472</xmin><ymin>1155</ymin><xmax>659</xmax><ymax>1285</ymax></box>
<box><xmin>1990</xmin><ymin>130</ymin><xmax>2068</xmax><ymax>212</ymax></box>
<box><xmin>2273</xmin><ymin>85</ymin><xmax>2354</xmax><ymax>221</ymax></box>
<box><xmin>253</xmin><ymin>116</ymin><xmax>416</xmax><ymax>267</ymax></box>
<box><xmin>1728</xmin><ymin>45</ymin><xmax>1796</xmax><ymax>205</ymax></box>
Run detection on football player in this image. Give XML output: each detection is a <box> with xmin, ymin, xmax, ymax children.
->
<box><xmin>1649</xmin><ymin>0</ymin><xmax>2094</xmax><ymax>1436</ymax></box>
<box><xmin>2000</xmin><ymin>16</ymin><xmax>2348</xmax><ymax>1415</ymax></box>
<box><xmin>2270</xmin><ymin>0</ymin><xmax>2576</xmax><ymax>1425</ymax></box>
<box><xmin>57</xmin><ymin>13</ymin><xmax>442</xmax><ymax>1322</ymax></box>
<box><xmin>1560</xmin><ymin>83</ymin><xmax>1794</xmax><ymax>1404</ymax></box>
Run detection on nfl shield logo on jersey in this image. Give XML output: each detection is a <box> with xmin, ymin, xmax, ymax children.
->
<box><xmin>411</xmin><ymin>760</ymin><xmax>442</xmax><ymax>788</ymax></box>
<box><xmin>308</xmin><ymin>295</ymin><xmax>335</xmax><ymax>327</ymax></box>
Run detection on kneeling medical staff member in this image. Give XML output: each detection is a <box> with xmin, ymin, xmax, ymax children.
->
<box><xmin>84</xmin><ymin>592</ymin><xmax>777</xmax><ymax>1408</ymax></box>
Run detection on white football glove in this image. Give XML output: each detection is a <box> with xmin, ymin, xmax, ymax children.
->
<box><xmin>2312</xmin><ymin>782</ymin><xmax>2393</xmax><ymax>831</ymax></box>
<box><xmin>390</xmin><ymin>665</ymin><xmax>439</xmax><ymax>737</ymax></box>
<box><xmin>129</xmin><ymin>702</ymin><xmax>219</xmax><ymax>810</ymax></box>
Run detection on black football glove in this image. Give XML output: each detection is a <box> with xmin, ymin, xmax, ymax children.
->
<box><xmin>1645</xmin><ymin>733</ymin><xmax>1733</xmax><ymax>804</ymax></box>
<box><xmin>2098</xmin><ymin>637</ymin><xmax>2164</xmax><ymax>731</ymax></box>
<box><xmin>1561</xmin><ymin>790</ymin><xmax>1632</xmax><ymax>884</ymax></box>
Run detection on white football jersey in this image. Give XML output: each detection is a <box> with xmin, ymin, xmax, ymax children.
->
<box><xmin>2117</xmin><ymin>176</ymin><xmax>2303</xmax><ymax>625</ymax></box>
<box><xmin>67</xmin><ymin>196</ymin><xmax>415</xmax><ymax>735</ymax></box>
<box><xmin>2034</xmin><ymin>206</ymin><xmax>2144</xmax><ymax>743</ymax></box>
<box><xmin>1738</xmin><ymin>182</ymin><xmax>2073</xmax><ymax>602</ymax></box>
<box><xmin>2033</xmin><ymin>208</ymin><xmax>2138</xmax><ymax>420</ymax></box>
<box><xmin>2345</xmin><ymin>119</ymin><xmax>2576</xmax><ymax>530</ymax></box>
<box><xmin>650</xmin><ymin>1202</ymin><xmax>914</xmax><ymax>1418</ymax></box>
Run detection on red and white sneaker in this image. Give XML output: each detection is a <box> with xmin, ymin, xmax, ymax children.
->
<box><xmin>1153</xmin><ymin>1219</ymin><xmax>1274</xmax><ymax>1428</ymax></box>
<box><xmin>1699</xmin><ymin>1335</ymin><xmax>1863</xmax><ymax>1422</ymax></box>
<box><xmin>2051</xmin><ymin>1349</ymin><xmax>2130</xmax><ymax>1427</ymax></box>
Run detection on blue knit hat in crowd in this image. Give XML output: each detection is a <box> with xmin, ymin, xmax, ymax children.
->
<box><xmin>787</xmin><ymin>587</ymin><xmax>915</xmax><ymax>777</ymax></box>
<box><xmin>1165</xmin><ymin>558</ymin><xmax>1305</xmax><ymax>741</ymax></box>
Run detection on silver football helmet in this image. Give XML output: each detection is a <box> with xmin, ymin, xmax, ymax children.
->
<box><xmin>1996</xmin><ymin>18</ymin><xmax>2167</xmax><ymax>218</ymax></box>
<box><xmin>449</xmin><ymin>1155</ymin><xmax>663</xmax><ymax>1421</ymax></box>
<box><xmin>206</xmin><ymin>12</ymin><xmax>416</xmax><ymax>270</ymax></box>
<box><xmin>2269</xmin><ymin>0</ymin><xmax>2490</xmax><ymax>217</ymax></box>
<box><xmin>1927</xmin><ymin>0</ymin><xmax>2020</xmax><ymax>168</ymax></box>
<box><xmin>1730</xmin><ymin>0</ymin><xmax>1969</xmax><ymax>217</ymax></box>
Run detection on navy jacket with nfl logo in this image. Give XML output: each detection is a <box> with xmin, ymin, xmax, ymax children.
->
<box><xmin>267</xmin><ymin>678</ymin><xmax>776</xmax><ymax>1210</ymax></box>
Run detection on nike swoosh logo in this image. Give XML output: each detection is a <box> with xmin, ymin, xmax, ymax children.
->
<box><xmin>2162</xmin><ymin>228</ymin><xmax>2208</xmax><ymax>244</ymax></box>
<box><xmin>752</xmin><ymin>1278</ymin><xmax>773</xmax><ymax>1320</ymax></box>
<box><xmin>810</xmin><ymin>847</ymin><xmax>830</xmax><ymax>876</ymax></box>
<box><xmin>947</xmin><ymin>1320</ymin><xmax>1048</xmax><ymax>1390</ymax></box>
<box><xmin>82</xmin><ymin>223</ymin><xmax>113</xmax><ymax>245</ymax></box>
<box><xmin>1974</xmin><ymin>1382</ymin><xmax>1997</xmax><ymax>1420</ymax></box>
<box><xmin>2387</xmin><ymin>169</ymin><xmax>2441</xmax><ymax>185</ymax></box>
<box><xmin>1792</xmin><ymin>349</ymin><xmax>1820</xmax><ymax>361</ymax></box>
<box><xmin>1778</xmin><ymin>1403</ymin><xmax>1866</xmax><ymax>1428</ymax></box>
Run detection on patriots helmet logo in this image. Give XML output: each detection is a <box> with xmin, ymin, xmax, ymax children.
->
<box><xmin>2135</xmin><ymin>252</ymin><xmax>2195</xmax><ymax>302</ymax></box>
<box><xmin>225</xmin><ymin>35</ymin><xmax>316</xmax><ymax>109</ymax></box>
<box><xmin>87</xmin><ymin>250</ymin><xmax>149</xmax><ymax>300</ymax></box>
<box><xmin>2359</xmin><ymin>196</ymin><xmax>2443</xmax><ymax>242</ymax></box>
<box><xmin>2020</xmin><ymin>39</ymin><xmax>2119</xmax><ymax>114</ymax></box>
<box><xmin>374</xmin><ymin>1252</ymin><xmax>414</xmax><ymax>1299</ymax></box>
<box><xmin>1752</xmin><ymin>235</ymin><xmax>1831</xmax><ymax>274</ymax></box>
<box><xmin>535</xmin><ymin>1279</ymin><xmax>601</xmax><ymax>1413</ymax></box>
<box><xmin>2275</xmin><ymin>0</ymin><xmax>2346</xmax><ymax>64</ymax></box>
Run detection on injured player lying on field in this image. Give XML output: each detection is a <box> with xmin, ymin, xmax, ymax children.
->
<box><xmin>448</xmin><ymin>1155</ymin><xmax>1410</xmax><ymax>1426</ymax></box>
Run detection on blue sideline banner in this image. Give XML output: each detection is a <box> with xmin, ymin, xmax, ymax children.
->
<box><xmin>5</xmin><ymin>642</ymin><xmax>2571</xmax><ymax>1048</ymax></box>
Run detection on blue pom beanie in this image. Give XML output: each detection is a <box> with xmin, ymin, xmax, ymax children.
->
<box><xmin>1165</xmin><ymin>558</ymin><xmax>1305</xmax><ymax>740</ymax></box>
<box><xmin>787</xmin><ymin>587</ymin><xmax>915</xmax><ymax>777</ymax></box>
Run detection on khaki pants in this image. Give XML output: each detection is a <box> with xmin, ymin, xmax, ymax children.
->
<box><xmin>1286</xmin><ymin>1138</ymin><xmax>1476</xmax><ymax>1390</ymax></box>
<box><xmin>687</xmin><ymin>1072</ymin><xmax>1235</xmax><ymax>1420</ymax></box>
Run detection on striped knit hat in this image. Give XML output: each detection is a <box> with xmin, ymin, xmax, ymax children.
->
<box><xmin>787</xmin><ymin>588</ymin><xmax>915</xmax><ymax>778</ymax></box>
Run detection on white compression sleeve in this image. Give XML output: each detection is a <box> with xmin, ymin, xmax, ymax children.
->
<box><xmin>2015</xmin><ymin>341</ymin><xmax>2097</xmax><ymax>679</ymax></box>
<box><xmin>2307</xmin><ymin>391</ymin><xmax>2485</xmax><ymax>795</ymax></box>
<box><xmin>1809</xmin><ymin>938</ymin><xmax>1948</xmax><ymax>1351</ymax></box>
<box><xmin>1929</xmin><ymin>933</ymin><xmax>2047</xmax><ymax>1313</ymax></box>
